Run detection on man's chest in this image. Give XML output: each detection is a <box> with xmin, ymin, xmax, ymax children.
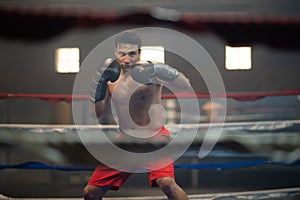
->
<box><xmin>110</xmin><ymin>77</ymin><xmax>160</xmax><ymax>105</ymax></box>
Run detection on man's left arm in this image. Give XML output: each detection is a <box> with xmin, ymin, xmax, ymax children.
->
<box><xmin>130</xmin><ymin>61</ymin><xmax>191</xmax><ymax>90</ymax></box>
<box><xmin>163</xmin><ymin>71</ymin><xmax>191</xmax><ymax>90</ymax></box>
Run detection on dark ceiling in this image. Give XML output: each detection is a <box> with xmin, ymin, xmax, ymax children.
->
<box><xmin>1</xmin><ymin>0</ymin><xmax>300</xmax><ymax>49</ymax></box>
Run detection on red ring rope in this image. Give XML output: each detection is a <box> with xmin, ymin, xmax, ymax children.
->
<box><xmin>0</xmin><ymin>89</ymin><xmax>299</xmax><ymax>104</ymax></box>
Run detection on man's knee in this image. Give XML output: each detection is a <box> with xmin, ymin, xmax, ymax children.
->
<box><xmin>156</xmin><ymin>177</ymin><xmax>176</xmax><ymax>194</ymax></box>
<box><xmin>83</xmin><ymin>185</ymin><xmax>109</xmax><ymax>200</ymax></box>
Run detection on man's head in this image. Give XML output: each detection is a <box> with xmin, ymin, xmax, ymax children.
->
<box><xmin>114</xmin><ymin>30</ymin><xmax>141</xmax><ymax>72</ymax></box>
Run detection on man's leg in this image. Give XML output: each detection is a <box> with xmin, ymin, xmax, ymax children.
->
<box><xmin>156</xmin><ymin>177</ymin><xmax>188</xmax><ymax>200</ymax></box>
<box><xmin>84</xmin><ymin>165</ymin><xmax>131</xmax><ymax>200</ymax></box>
<box><xmin>148</xmin><ymin>128</ymin><xmax>187</xmax><ymax>199</ymax></box>
<box><xmin>83</xmin><ymin>185</ymin><xmax>111</xmax><ymax>200</ymax></box>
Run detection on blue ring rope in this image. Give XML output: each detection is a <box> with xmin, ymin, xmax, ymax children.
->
<box><xmin>0</xmin><ymin>160</ymin><xmax>299</xmax><ymax>171</ymax></box>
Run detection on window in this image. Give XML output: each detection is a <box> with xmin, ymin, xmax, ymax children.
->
<box><xmin>55</xmin><ymin>48</ymin><xmax>80</xmax><ymax>73</ymax></box>
<box><xmin>140</xmin><ymin>46</ymin><xmax>165</xmax><ymax>63</ymax></box>
<box><xmin>225</xmin><ymin>46</ymin><xmax>252</xmax><ymax>70</ymax></box>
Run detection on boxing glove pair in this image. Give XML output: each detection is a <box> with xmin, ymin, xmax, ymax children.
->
<box><xmin>91</xmin><ymin>60</ymin><xmax>179</xmax><ymax>103</ymax></box>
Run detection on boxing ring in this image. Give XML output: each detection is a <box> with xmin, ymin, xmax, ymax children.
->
<box><xmin>1</xmin><ymin>90</ymin><xmax>300</xmax><ymax>199</ymax></box>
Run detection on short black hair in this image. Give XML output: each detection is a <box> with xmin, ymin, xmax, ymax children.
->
<box><xmin>115</xmin><ymin>30</ymin><xmax>142</xmax><ymax>49</ymax></box>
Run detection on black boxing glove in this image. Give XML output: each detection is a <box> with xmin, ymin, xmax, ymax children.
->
<box><xmin>90</xmin><ymin>58</ymin><xmax>120</xmax><ymax>102</ymax></box>
<box><xmin>130</xmin><ymin>61</ymin><xmax>179</xmax><ymax>84</ymax></box>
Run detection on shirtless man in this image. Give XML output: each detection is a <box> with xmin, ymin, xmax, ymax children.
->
<box><xmin>84</xmin><ymin>30</ymin><xmax>191</xmax><ymax>200</ymax></box>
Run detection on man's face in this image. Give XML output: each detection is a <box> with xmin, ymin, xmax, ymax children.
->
<box><xmin>115</xmin><ymin>43</ymin><xmax>140</xmax><ymax>72</ymax></box>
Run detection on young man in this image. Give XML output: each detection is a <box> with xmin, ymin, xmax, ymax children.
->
<box><xmin>85</xmin><ymin>30</ymin><xmax>191</xmax><ymax>200</ymax></box>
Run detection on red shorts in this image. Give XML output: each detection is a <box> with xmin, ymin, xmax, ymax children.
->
<box><xmin>88</xmin><ymin>127</ymin><xmax>174</xmax><ymax>190</ymax></box>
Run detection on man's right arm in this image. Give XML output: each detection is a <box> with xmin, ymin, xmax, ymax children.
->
<box><xmin>89</xmin><ymin>94</ymin><xmax>109</xmax><ymax>120</ymax></box>
<box><xmin>89</xmin><ymin>58</ymin><xmax>120</xmax><ymax>120</ymax></box>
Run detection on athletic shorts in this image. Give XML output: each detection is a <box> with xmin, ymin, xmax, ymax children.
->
<box><xmin>88</xmin><ymin>127</ymin><xmax>174</xmax><ymax>190</ymax></box>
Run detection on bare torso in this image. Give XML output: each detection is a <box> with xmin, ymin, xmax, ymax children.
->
<box><xmin>108</xmin><ymin>73</ymin><xmax>165</xmax><ymax>133</ymax></box>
